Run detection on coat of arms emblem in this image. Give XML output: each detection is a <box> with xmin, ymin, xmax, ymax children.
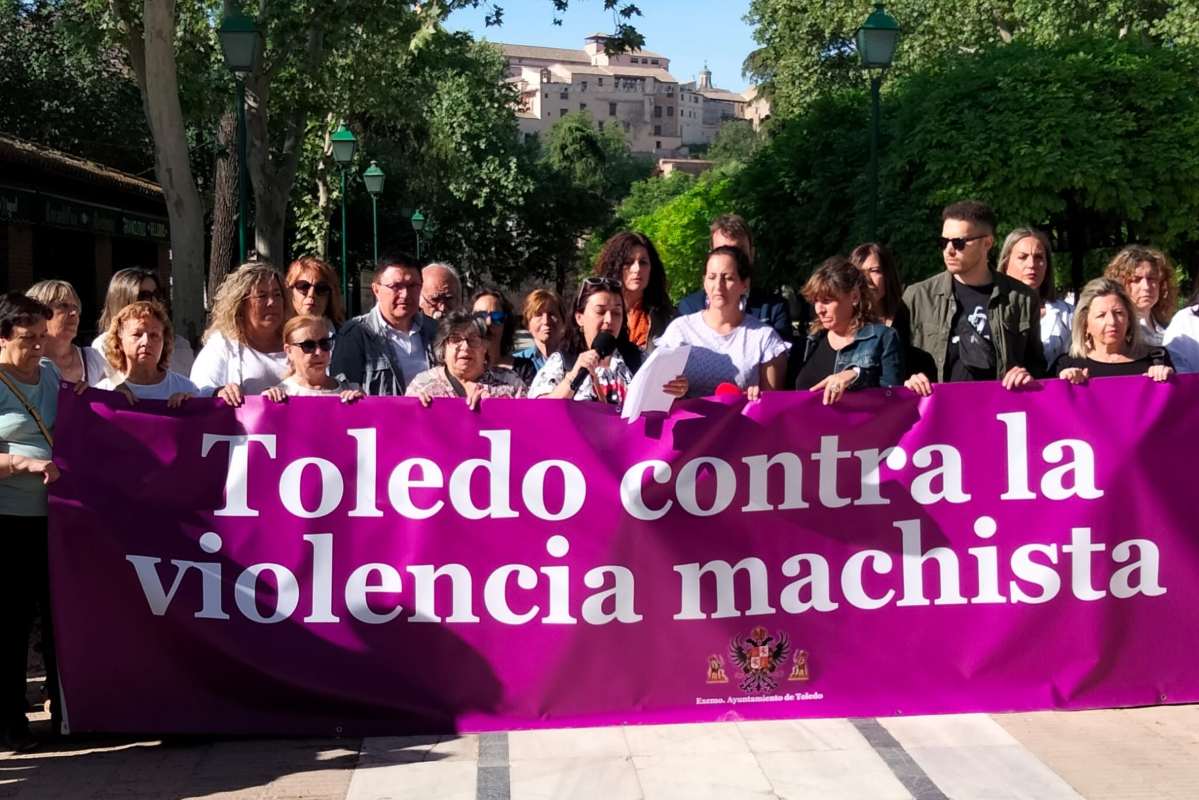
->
<box><xmin>729</xmin><ymin>625</ymin><xmax>790</xmax><ymax>693</ymax></box>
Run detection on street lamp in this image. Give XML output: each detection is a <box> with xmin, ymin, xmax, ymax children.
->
<box><xmin>330</xmin><ymin>122</ymin><xmax>358</xmax><ymax>300</ymax></box>
<box><xmin>363</xmin><ymin>161</ymin><xmax>385</xmax><ymax>266</ymax></box>
<box><xmin>217</xmin><ymin>11</ymin><xmax>263</xmax><ymax>263</ymax></box>
<box><xmin>410</xmin><ymin>210</ymin><xmax>426</xmax><ymax>260</ymax></box>
<box><xmin>855</xmin><ymin>2</ymin><xmax>900</xmax><ymax>240</ymax></box>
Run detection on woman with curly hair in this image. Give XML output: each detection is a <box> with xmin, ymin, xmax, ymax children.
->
<box><xmin>1103</xmin><ymin>246</ymin><xmax>1177</xmax><ymax>346</ymax></box>
<box><xmin>190</xmin><ymin>262</ymin><xmax>289</xmax><ymax>405</ymax></box>
<box><xmin>93</xmin><ymin>267</ymin><xmax>195</xmax><ymax>375</ymax></box>
<box><xmin>285</xmin><ymin>255</ymin><xmax>345</xmax><ymax>328</ymax></box>
<box><xmin>96</xmin><ymin>301</ymin><xmax>197</xmax><ymax>407</ymax></box>
<box><xmin>592</xmin><ymin>231</ymin><xmax>674</xmax><ymax>353</ymax></box>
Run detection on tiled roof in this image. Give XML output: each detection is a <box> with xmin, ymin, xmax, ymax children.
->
<box><xmin>497</xmin><ymin>43</ymin><xmax>590</xmax><ymax>63</ymax></box>
<box><xmin>0</xmin><ymin>135</ymin><xmax>162</xmax><ymax>198</ymax></box>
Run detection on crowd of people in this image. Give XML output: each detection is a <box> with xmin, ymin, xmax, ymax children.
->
<box><xmin>2</xmin><ymin>200</ymin><xmax>1196</xmax><ymax>751</ymax></box>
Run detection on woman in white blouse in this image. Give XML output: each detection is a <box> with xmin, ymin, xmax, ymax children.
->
<box><xmin>996</xmin><ymin>228</ymin><xmax>1072</xmax><ymax>367</ymax></box>
<box><xmin>190</xmin><ymin>263</ymin><xmax>289</xmax><ymax>405</ymax></box>
<box><xmin>25</xmin><ymin>280</ymin><xmax>109</xmax><ymax>386</ymax></box>
<box><xmin>656</xmin><ymin>245</ymin><xmax>789</xmax><ymax>399</ymax></box>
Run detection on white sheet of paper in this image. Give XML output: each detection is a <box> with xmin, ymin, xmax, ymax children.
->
<box><xmin>621</xmin><ymin>344</ymin><xmax>691</xmax><ymax>423</ymax></box>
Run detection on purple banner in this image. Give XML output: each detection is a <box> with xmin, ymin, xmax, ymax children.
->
<box><xmin>48</xmin><ymin>377</ymin><xmax>1199</xmax><ymax>735</ymax></box>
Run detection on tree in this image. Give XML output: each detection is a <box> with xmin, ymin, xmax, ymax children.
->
<box><xmin>707</xmin><ymin>120</ymin><xmax>761</xmax><ymax>167</ymax></box>
<box><xmin>746</xmin><ymin>0</ymin><xmax>1178</xmax><ymax>114</ymax></box>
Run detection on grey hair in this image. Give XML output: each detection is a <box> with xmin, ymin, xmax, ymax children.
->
<box><xmin>423</xmin><ymin>262</ymin><xmax>462</xmax><ymax>301</ymax></box>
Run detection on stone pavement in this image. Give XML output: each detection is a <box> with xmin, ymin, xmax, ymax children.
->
<box><xmin>5</xmin><ymin>701</ymin><xmax>1199</xmax><ymax>799</ymax></box>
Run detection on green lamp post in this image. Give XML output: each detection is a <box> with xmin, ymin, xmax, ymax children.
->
<box><xmin>410</xmin><ymin>210</ymin><xmax>426</xmax><ymax>260</ymax></box>
<box><xmin>855</xmin><ymin>2</ymin><xmax>901</xmax><ymax>240</ymax></box>
<box><xmin>217</xmin><ymin>11</ymin><xmax>263</xmax><ymax>263</ymax></box>
<box><xmin>330</xmin><ymin>123</ymin><xmax>358</xmax><ymax>300</ymax></box>
<box><xmin>362</xmin><ymin>161</ymin><xmax>385</xmax><ymax>267</ymax></box>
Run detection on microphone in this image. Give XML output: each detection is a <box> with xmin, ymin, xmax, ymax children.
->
<box><xmin>569</xmin><ymin>331</ymin><xmax>618</xmax><ymax>393</ymax></box>
<box><xmin>714</xmin><ymin>382</ymin><xmax>742</xmax><ymax>397</ymax></box>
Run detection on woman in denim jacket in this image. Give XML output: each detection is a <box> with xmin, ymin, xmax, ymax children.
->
<box><xmin>794</xmin><ymin>256</ymin><xmax>903</xmax><ymax>404</ymax></box>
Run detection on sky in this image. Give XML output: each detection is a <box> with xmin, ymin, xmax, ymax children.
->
<box><xmin>447</xmin><ymin>1</ymin><xmax>758</xmax><ymax>93</ymax></box>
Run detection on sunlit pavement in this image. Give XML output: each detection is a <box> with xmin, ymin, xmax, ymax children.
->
<box><xmin>5</xmin><ymin>700</ymin><xmax>1199</xmax><ymax>799</ymax></box>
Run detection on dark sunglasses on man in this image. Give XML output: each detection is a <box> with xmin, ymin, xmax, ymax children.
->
<box><xmin>292</xmin><ymin>280</ymin><xmax>332</xmax><ymax>297</ymax></box>
<box><xmin>937</xmin><ymin>234</ymin><xmax>988</xmax><ymax>252</ymax></box>
<box><xmin>287</xmin><ymin>336</ymin><xmax>335</xmax><ymax>354</ymax></box>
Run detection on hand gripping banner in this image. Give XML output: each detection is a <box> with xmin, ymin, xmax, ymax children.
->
<box><xmin>48</xmin><ymin>377</ymin><xmax>1199</xmax><ymax>735</ymax></box>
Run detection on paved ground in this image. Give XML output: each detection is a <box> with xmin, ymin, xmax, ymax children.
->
<box><xmin>5</xmin><ymin>687</ymin><xmax>1199</xmax><ymax>799</ymax></box>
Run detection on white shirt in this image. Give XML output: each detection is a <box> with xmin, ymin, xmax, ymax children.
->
<box><xmin>1040</xmin><ymin>299</ymin><xmax>1073</xmax><ymax>369</ymax></box>
<box><xmin>271</xmin><ymin>375</ymin><xmax>360</xmax><ymax>397</ymax></box>
<box><xmin>1164</xmin><ymin>305</ymin><xmax>1199</xmax><ymax>374</ymax></box>
<box><xmin>189</xmin><ymin>331</ymin><xmax>288</xmax><ymax>396</ymax></box>
<box><xmin>375</xmin><ymin>307</ymin><xmax>429</xmax><ymax>386</ymax></box>
<box><xmin>97</xmin><ymin>371</ymin><xmax>199</xmax><ymax>400</ymax></box>
<box><xmin>1139</xmin><ymin>315</ymin><xmax>1166</xmax><ymax>347</ymax></box>
<box><xmin>656</xmin><ymin>312</ymin><xmax>790</xmax><ymax>397</ymax></box>
<box><xmin>94</xmin><ymin>332</ymin><xmax>195</xmax><ymax>376</ymax></box>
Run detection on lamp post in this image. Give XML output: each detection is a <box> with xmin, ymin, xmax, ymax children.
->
<box><xmin>330</xmin><ymin>123</ymin><xmax>358</xmax><ymax>300</ymax></box>
<box><xmin>217</xmin><ymin>11</ymin><xmax>264</xmax><ymax>263</ymax></box>
<box><xmin>855</xmin><ymin>2</ymin><xmax>900</xmax><ymax>240</ymax></box>
<box><xmin>362</xmin><ymin>161</ymin><xmax>385</xmax><ymax>266</ymax></box>
<box><xmin>410</xmin><ymin>210</ymin><xmax>426</xmax><ymax>260</ymax></box>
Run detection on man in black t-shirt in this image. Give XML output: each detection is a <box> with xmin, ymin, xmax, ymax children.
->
<box><xmin>902</xmin><ymin>201</ymin><xmax>1044</xmax><ymax>394</ymax></box>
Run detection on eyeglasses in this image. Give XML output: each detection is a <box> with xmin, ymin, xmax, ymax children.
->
<box><xmin>445</xmin><ymin>333</ymin><xmax>484</xmax><ymax>348</ymax></box>
<box><xmin>378</xmin><ymin>282</ymin><xmax>419</xmax><ymax>294</ymax></box>
<box><xmin>576</xmin><ymin>276</ymin><xmax>623</xmax><ymax>305</ymax></box>
<box><xmin>51</xmin><ymin>302</ymin><xmax>80</xmax><ymax>316</ymax></box>
<box><xmin>423</xmin><ymin>292</ymin><xmax>457</xmax><ymax>307</ymax></box>
<box><xmin>292</xmin><ymin>280</ymin><xmax>332</xmax><ymax>297</ymax></box>
<box><xmin>137</xmin><ymin>289</ymin><xmax>162</xmax><ymax>301</ymax></box>
<box><xmin>287</xmin><ymin>336</ymin><xmax>334</xmax><ymax>354</ymax></box>
<box><xmin>938</xmin><ymin>234</ymin><xmax>988</xmax><ymax>252</ymax></box>
<box><xmin>472</xmin><ymin>310</ymin><xmax>509</xmax><ymax>325</ymax></box>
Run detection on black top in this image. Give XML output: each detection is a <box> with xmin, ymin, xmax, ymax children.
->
<box><xmin>945</xmin><ymin>281</ymin><xmax>996</xmax><ymax>382</ymax></box>
<box><xmin>795</xmin><ymin>335</ymin><xmax>838</xmax><ymax>390</ymax></box>
<box><xmin>1052</xmin><ymin>349</ymin><xmax>1173</xmax><ymax>378</ymax></box>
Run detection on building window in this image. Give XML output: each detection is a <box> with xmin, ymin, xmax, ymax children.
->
<box><xmin>651</xmin><ymin>59</ymin><xmax>660</xmax><ymax>65</ymax></box>
<box><xmin>560</xmin><ymin>91</ymin><xmax>569</xmax><ymax>100</ymax></box>
<box><xmin>580</xmin><ymin>102</ymin><xmax>587</xmax><ymax>111</ymax></box>
<box><xmin>609</xmin><ymin>102</ymin><xmax>617</xmax><ymax>116</ymax></box>
<box><xmin>581</xmin><ymin>81</ymin><xmax>588</xmax><ymax>92</ymax></box>
<box><xmin>560</xmin><ymin>108</ymin><xmax>567</xmax><ymax>117</ymax></box>
<box><xmin>654</xmin><ymin>106</ymin><xmax>662</xmax><ymax>118</ymax></box>
<box><xmin>656</xmin><ymin>140</ymin><xmax>662</xmax><ymax>149</ymax></box>
<box><xmin>544</xmin><ymin>93</ymin><xmax>549</xmax><ymax>99</ymax></box>
<box><xmin>598</xmin><ymin>121</ymin><xmax>604</xmax><ymax>131</ymax></box>
<box><xmin>667</xmin><ymin>106</ymin><xmax>674</xmax><ymax>117</ymax></box>
<box><xmin>654</xmin><ymin>124</ymin><xmax>661</xmax><ymax>135</ymax></box>
<box><xmin>598</xmin><ymin>77</ymin><xmax>604</xmax><ymax>86</ymax></box>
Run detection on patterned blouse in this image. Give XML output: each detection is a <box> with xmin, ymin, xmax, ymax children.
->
<box><xmin>527</xmin><ymin>350</ymin><xmax>635</xmax><ymax>408</ymax></box>
<box><xmin>404</xmin><ymin>366</ymin><xmax>528</xmax><ymax>399</ymax></box>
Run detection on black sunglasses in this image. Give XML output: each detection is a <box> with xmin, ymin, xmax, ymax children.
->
<box><xmin>292</xmin><ymin>280</ymin><xmax>332</xmax><ymax>297</ymax></box>
<box><xmin>288</xmin><ymin>336</ymin><xmax>334</xmax><ymax>354</ymax></box>
<box><xmin>938</xmin><ymin>234</ymin><xmax>988</xmax><ymax>252</ymax></box>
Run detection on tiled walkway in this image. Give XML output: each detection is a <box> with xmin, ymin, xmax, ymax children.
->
<box><xmin>4</xmin><ymin>706</ymin><xmax>1199</xmax><ymax>798</ymax></box>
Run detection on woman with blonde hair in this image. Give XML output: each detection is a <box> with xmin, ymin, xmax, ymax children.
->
<box><xmin>1103</xmin><ymin>246</ymin><xmax>1177</xmax><ymax>346</ymax></box>
<box><xmin>25</xmin><ymin>280</ymin><xmax>108</xmax><ymax>386</ymax></box>
<box><xmin>93</xmin><ymin>267</ymin><xmax>194</xmax><ymax>374</ymax></box>
<box><xmin>1053</xmin><ymin>277</ymin><xmax>1173</xmax><ymax>382</ymax></box>
<box><xmin>997</xmin><ymin>228</ymin><xmax>1072</xmax><ymax>366</ymax></box>
<box><xmin>285</xmin><ymin>256</ymin><xmax>345</xmax><ymax>328</ymax></box>
<box><xmin>96</xmin><ymin>301</ymin><xmax>197</xmax><ymax>406</ymax></box>
<box><xmin>263</xmin><ymin>316</ymin><xmax>362</xmax><ymax>402</ymax></box>
<box><xmin>190</xmin><ymin>262</ymin><xmax>289</xmax><ymax>405</ymax></box>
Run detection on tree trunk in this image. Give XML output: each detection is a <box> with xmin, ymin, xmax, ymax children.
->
<box><xmin>208</xmin><ymin>110</ymin><xmax>238</xmax><ymax>303</ymax></box>
<box><xmin>112</xmin><ymin>0</ymin><xmax>207</xmax><ymax>343</ymax></box>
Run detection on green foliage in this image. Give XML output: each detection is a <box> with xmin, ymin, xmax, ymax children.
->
<box><xmin>0</xmin><ymin>0</ymin><xmax>152</xmax><ymax>173</ymax></box>
<box><xmin>618</xmin><ymin>171</ymin><xmax>697</xmax><ymax>224</ymax></box>
<box><xmin>632</xmin><ymin>171</ymin><xmax>738</xmax><ymax>301</ymax></box>
<box><xmin>746</xmin><ymin>0</ymin><xmax>1180</xmax><ymax>115</ymax></box>
<box><xmin>707</xmin><ymin>120</ymin><xmax>761</xmax><ymax>166</ymax></box>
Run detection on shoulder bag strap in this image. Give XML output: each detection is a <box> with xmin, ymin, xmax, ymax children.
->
<box><xmin>0</xmin><ymin>367</ymin><xmax>54</xmax><ymax>447</ymax></box>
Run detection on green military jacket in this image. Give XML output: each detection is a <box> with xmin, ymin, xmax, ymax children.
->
<box><xmin>902</xmin><ymin>269</ymin><xmax>1046</xmax><ymax>381</ymax></box>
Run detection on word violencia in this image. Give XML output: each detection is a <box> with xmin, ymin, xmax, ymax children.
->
<box><xmin>125</xmin><ymin>519</ymin><xmax>1164</xmax><ymax>627</ymax></box>
<box><xmin>200</xmin><ymin>411</ymin><xmax>1103</xmax><ymax>523</ymax></box>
